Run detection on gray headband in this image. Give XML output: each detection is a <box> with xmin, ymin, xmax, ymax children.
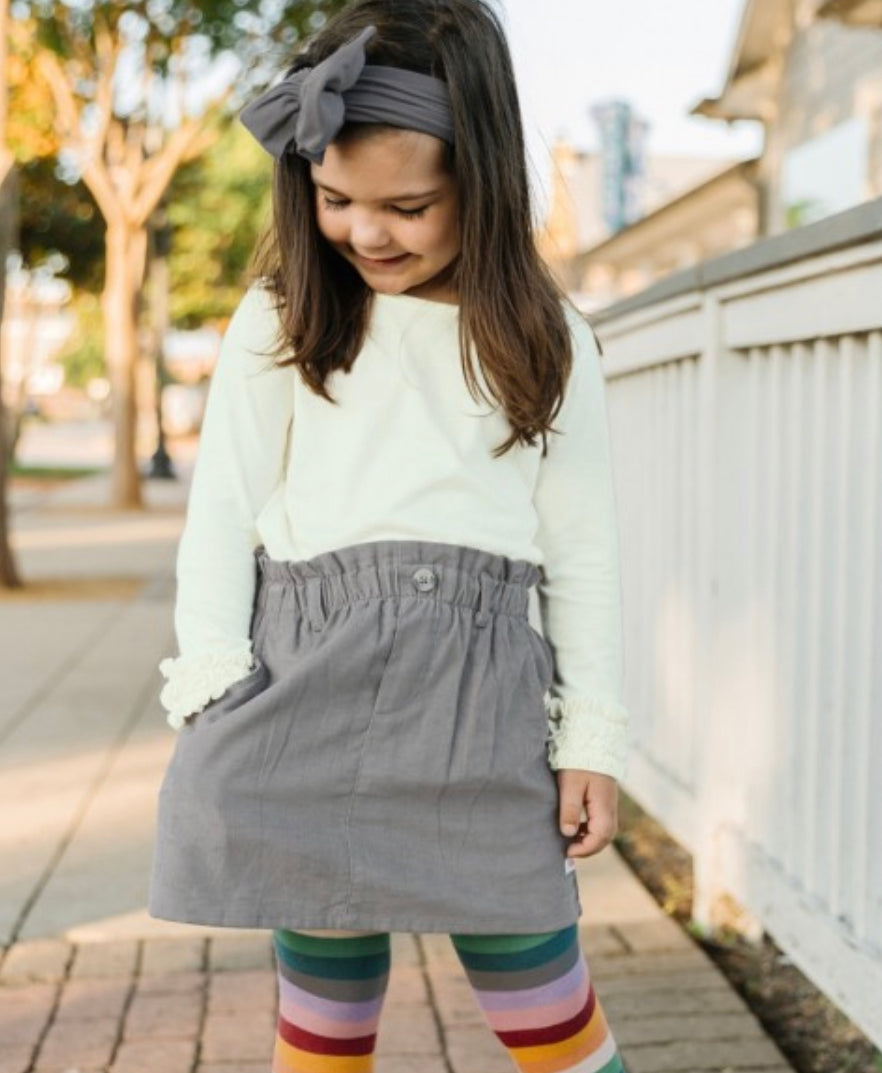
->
<box><xmin>239</xmin><ymin>25</ymin><xmax>455</xmax><ymax>164</ymax></box>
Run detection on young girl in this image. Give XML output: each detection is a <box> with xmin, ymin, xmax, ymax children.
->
<box><xmin>149</xmin><ymin>2</ymin><xmax>630</xmax><ymax>1071</ymax></box>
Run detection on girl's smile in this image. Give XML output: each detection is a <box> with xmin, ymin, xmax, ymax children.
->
<box><xmin>356</xmin><ymin>252</ymin><xmax>411</xmax><ymax>267</ymax></box>
<box><xmin>310</xmin><ymin>128</ymin><xmax>461</xmax><ymax>303</ymax></box>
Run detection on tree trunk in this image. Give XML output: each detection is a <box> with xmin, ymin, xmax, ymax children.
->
<box><xmin>0</xmin><ymin>158</ymin><xmax>22</xmax><ymax>588</ymax></box>
<box><xmin>4</xmin><ymin>280</ymin><xmax>37</xmax><ymax>466</ymax></box>
<box><xmin>103</xmin><ymin>220</ymin><xmax>147</xmax><ymax>508</ymax></box>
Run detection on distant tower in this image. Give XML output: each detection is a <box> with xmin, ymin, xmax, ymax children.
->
<box><xmin>589</xmin><ymin>99</ymin><xmax>649</xmax><ymax>233</ymax></box>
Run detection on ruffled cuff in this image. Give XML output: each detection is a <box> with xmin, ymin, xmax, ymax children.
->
<box><xmin>544</xmin><ymin>693</ymin><xmax>630</xmax><ymax>781</ymax></box>
<box><xmin>158</xmin><ymin>639</ymin><xmax>256</xmax><ymax>730</ymax></box>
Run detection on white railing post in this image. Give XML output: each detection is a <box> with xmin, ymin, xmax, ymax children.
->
<box><xmin>691</xmin><ymin>288</ymin><xmax>723</xmax><ymax>933</ymax></box>
<box><xmin>691</xmin><ymin>287</ymin><xmax>764</xmax><ymax>940</ymax></box>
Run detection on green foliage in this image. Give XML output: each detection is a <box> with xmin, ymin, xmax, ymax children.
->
<box><xmin>165</xmin><ymin>115</ymin><xmax>273</xmax><ymax>324</ymax></box>
<box><xmin>57</xmin><ymin>291</ymin><xmax>106</xmax><ymax>388</ymax></box>
<box><xmin>19</xmin><ymin>160</ymin><xmax>106</xmax><ymax>290</ymax></box>
<box><xmin>6</xmin><ymin>15</ymin><xmax>59</xmax><ymax>160</ymax></box>
<box><xmin>7</xmin><ymin>463</ymin><xmax>104</xmax><ymax>480</ymax></box>
<box><xmin>20</xmin><ymin>1</ymin><xmax>351</xmax><ymax>107</ymax></box>
<box><xmin>785</xmin><ymin>198</ymin><xmax>825</xmax><ymax>229</ymax></box>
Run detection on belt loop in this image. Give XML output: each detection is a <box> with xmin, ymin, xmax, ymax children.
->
<box><xmin>304</xmin><ymin>575</ymin><xmax>326</xmax><ymax>632</ymax></box>
<box><xmin>474</xmin><ymin>572</ymin><xmax>494</xmax><ymax>628</ymax></box>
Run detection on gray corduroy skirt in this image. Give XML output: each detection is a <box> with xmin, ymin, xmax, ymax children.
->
<box><xmin>148</xmin><ymin>539</ymin><xmax>582</xmax><ymax>933</ymax></box>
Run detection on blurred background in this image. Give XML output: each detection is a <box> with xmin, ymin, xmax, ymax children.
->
<box><xmin>2</xmin><ymin>3</ymin><xmax>881</xmax><ymax>1072</ymax></box>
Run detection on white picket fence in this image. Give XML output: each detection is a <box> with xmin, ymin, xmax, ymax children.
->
<box><xmin>590</xmin><ymin>199</ymin><xmax>882</xmax><ymax>1047</ymax></box>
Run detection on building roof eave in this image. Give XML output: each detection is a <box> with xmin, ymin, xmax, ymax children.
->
<box><xmin>691</xmin><ymin>95</ymin><xmax>766</xmax><ymax>122</ymax></box>
<box><xmin>694</xmin><ymin>0</ymin><xmax>791</xmax><ymax>124</ymax></box>
<box><xmin>816</xmin><ymin>0</ymin><xmax>882</xmax><ymax>25</ymax></box>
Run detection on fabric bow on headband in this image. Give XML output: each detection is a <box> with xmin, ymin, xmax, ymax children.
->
<box><xmin>239</xmin><ymin>25</ymin><xmax>455</xmax><ymax>164</ymax></box>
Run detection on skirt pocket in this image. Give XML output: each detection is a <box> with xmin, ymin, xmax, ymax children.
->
<box><xmin>183</xmin><ymin>655</ymin><xmax>271</xmax><ymax>729</ymax></box>
<box><xmin>519</xmin><ymin>621</ymin><xmax>556</xmax><ymax>765</ymax></box>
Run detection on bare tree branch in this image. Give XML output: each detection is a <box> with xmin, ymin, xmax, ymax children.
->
<box><xmin>133</xmin><ymin>104</ymin><xmax>227</xmax><ymax>226</ymax></box>
<box><xmin>35</xmin><ymin>49</ymin><xmax>124</xmax><ymax>226</ymax></box>
<box><xmin>90</xmin><ymin>18</ymin><xmax>119</xmax><ymax>157</ymax></box>
<box><xmin>34</xmin><ymin>50</ymin><xmax>80</xmax><ymax>143</ymax></box>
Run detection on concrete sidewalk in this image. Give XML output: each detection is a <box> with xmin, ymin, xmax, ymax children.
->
<box><xmin>0</xmin><ymin>460</ymin><xmax>795</xmax><ymax>1073</ymax></box>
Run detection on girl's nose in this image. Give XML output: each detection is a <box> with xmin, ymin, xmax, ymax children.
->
<box><xmin>348</xmin><ymin>211</ymin><xmax>391</xmax><ymax>252</ymax></box>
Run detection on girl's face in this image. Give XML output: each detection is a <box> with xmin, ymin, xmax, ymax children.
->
<box><xmin>310</xmin><ymin>127</ymin><xmax>461</xmax><ymax>303</ymax></box>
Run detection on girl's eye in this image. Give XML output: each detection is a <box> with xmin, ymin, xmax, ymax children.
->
<box><xmin>320</xmin><ymin>196</ymin><xmax>428</xmax><ymax>218</ymax></box>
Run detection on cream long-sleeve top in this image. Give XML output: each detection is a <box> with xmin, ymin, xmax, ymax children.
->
<box><xmin>158</xmin><ymin>283</ymin><xmax>630</xmax><ymax>780</ymax></box>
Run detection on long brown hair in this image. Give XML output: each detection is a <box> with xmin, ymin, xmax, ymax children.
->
<box><xmin>248</xmin><ymin>0</ymin><xmax>576</xmax><ymax>457</ymax></box>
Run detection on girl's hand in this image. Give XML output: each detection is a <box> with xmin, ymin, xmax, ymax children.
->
<box><xmin>556</xmin><ymin>768</ymin><xmax>619</xmax><ymax>858</ymax></box>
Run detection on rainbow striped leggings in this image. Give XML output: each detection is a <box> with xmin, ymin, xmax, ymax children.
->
<box><xmin>272</xmin><ymin>924</ymin><xmax>624</xmax><ymax>1072</ymax></box>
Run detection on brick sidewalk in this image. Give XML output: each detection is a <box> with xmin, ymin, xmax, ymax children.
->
<box><xmin>0</xmin><ymin>919</ymin><xmax>793</xmax><ymax>1073</ymax></box>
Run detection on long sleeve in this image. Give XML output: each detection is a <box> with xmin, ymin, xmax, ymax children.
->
<box><xmin>158</xmin><ymin>282</ymin><xmax>293</xmax><ymax>729</ymax></box>
<box><xmin>533</xmin><ymin>306</ymin><xmax>629</xmax><ymax>780</ymax></box>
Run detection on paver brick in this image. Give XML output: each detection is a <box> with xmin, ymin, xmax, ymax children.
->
<box><xmin>34</xmin><ymin>1067</ymin><xmax>108</xmax><ymax>1073</ymax></box>
<box><xmin>385</xmin><ymin>964</ymin><xmax>429</xmax><ymax>1005</ymax></box>
<box><xmin>54</xmin><ymin>978</ymin><xmax>130</xmax><ymax>1022</ymax></box>
<box><xmin>135</xmin><ymin>969</ymin><xmax>205</xmax><ymax>995</ymax></box>
<box><xmin>376</xmin><ymin>1058</ymin><xmax>449</xmax><ymax>1073</ymax></box>
<box><xmin>624</xmin><ymin>1037</ymin><xmax>788</xmax><ymax>1073</ymax></box>
<box><xmin>140</xmin><ymin>936</ymin><xmax>205</xmax><ymax>976</ymax></box>
<box><xmin>612</xmin><ymin>917</ymin><xmax>695</xmax><ymax>953</ymax></box>
<box><xmin>0</xmin><ymin>982</ymin><xmax>57</xmax><ymax>1044</ymax></box>
<box><xmin>111</xmin><ymin>1037</ymin><xmax>197</xmax><ymax>1073</ymax></box>
<box><xmin>604</xmin><ymin>986</ymin><xmax>749</xmax><ymax>1020</ymax></box>
<box><xmin>615</xmin><ymin>1012</ymin><xmax>766</xmax><ymax>1047</ymax></box>
<box><xmin>0</xmin><ymin>940</ymin><xmax>72</xmax><ymax>983</ymax></box>
<box><xmin>123</xmin><ymin>990</ymin><xmax>202</xmax><ymax>1040</ymax></box>
<box><xmin>36</xmin><ymin>1015</ymin><xmax>119</xmax><ymax>1069</ymax></box>
<box><xmin>207</xmin><ymin>968</ymin><xmax>277</xmax><ymax>1013</ymax></box>
<box><xmin>0</xmin><ymin>982</ymin><xmax>57</xmax><ymax>1004</ymax></box>
<box><xmin>597</xmin><ymin>969</ymin><xmax>729</xmax><ymax>996</ymax></box>
<box><xmin>426</xmin><ymin>967</ymin><xmax>484</xmax><ymax>1026</ymax></box>
<box><xmin>580</xmin><ymin>923</ymin><xmax>630</xmax><ymax>956</ymax></box>
<box><xmin>209</xmin><ymin>933</ymin><xmax>273</xmax><ymax>972</ymax></box>
<box><xmin>196</xmin><ymin>1065</ymin><xmax>269</xmax><ymax>1073</ymax></box>
<box><xmin>376</xmin><ymin>1006</ymin><xmax>442</xmax><ymax>1055</ymax></box>
<box><xmin>417</xmin><ymin>933</ymin><xmax>460</xmax><ymax>966</ymax></box>
<box><xmin>70</xmin><ymin>940</ymin><xmax>138</xmax><ymax>979</ymax></box>
<box><xmin>200</xmin><ymin>1009</ymin><xmax>276</xmax><ymax>1063</ymax></box>
<box><xmin>0</xmin><ymin>1012</ymin><xmax>53</xmax><ymax>1049</ymax></box>
<box><xmin>390</xmin><ymin>932</ymin><xmax>420</xmax><ymax>965</ymax></box>
<box><xmin>672</xmin><ymin>1068</ymin><xmax>793</xmax><ymax>1073</ymax></box>
<box><xmin>445</xmin><ymin>1024</ymin><xmax>513</xmax><ymax>1073</ymax></box>
<box><xmin>0</xmin><ymin>980</ymin><xmax>58</xmax><ymax>1005</ymax></box>
<box><xmin>0</xmin><ymin>1047</ymin><xmax>34</xmax><ymax>1073</ymax></box>
<box><xmin>591</xmin><ymin>950</ymin><xmax>711</xmax><ymax>978</ymax></box>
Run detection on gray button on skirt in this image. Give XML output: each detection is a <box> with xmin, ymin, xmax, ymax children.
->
<box><xmin>149</xmin><ymin>539</ymin><xmax>582</xmax><ymax>934</ymax></box>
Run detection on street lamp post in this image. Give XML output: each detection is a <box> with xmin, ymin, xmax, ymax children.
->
<box><xmin>147</xmin><ymin>201</ymin><xmax>175</xmax><ymax>479</ymax></box>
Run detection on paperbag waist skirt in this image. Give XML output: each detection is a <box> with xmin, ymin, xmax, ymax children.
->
<box><xmin>149</xmin><ymin>538</ymin><xmax>582</xmax><ymax>934</ymax></box>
